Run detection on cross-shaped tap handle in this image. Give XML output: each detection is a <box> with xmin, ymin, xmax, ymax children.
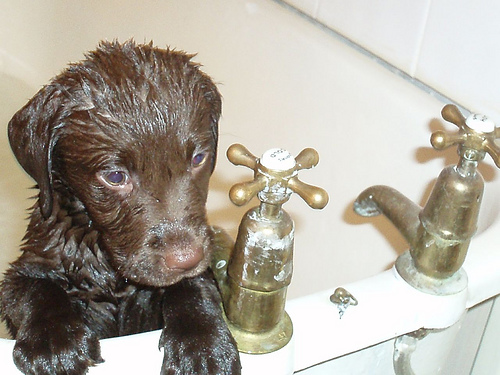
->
<box><xmin>431</xmin><ymin>104</ymin><xmax>500</xmax><ymax>167</ymax></box>
<box><xmin>226</xmin><ymin>144</ymin><xmax>329</xmax><ymax>209</ymax></box>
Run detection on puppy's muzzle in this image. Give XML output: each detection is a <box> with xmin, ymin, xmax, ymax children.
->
<box><xmin>147</xmin><ymin>223</ymin><xmax>205</xmax><ymax>271</ymax></box>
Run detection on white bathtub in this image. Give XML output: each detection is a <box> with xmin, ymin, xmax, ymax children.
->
<box><xmin>1</xmin><ymin>0</ymin><xmax>499</xmax><ymax>374</ymax></box>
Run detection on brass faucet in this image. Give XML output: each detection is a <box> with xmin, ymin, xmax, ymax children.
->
<box><xmin>354</xmin><ymin>104</ymin><xmax>500</xmax><ymax>294</ymax></box>
<box><xmin>212</xmin><ymin>144</ymin><xmax>328</xmax><ymax>353</ymax></box>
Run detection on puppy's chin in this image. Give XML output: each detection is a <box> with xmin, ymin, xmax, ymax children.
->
<box><xmin>117</xmin><ymin>249</ymin><xmax>211</xmax><ymax>287</ymax></box>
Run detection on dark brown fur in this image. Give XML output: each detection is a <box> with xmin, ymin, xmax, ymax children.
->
<box><xmin>0</xmin><ymin>40</ymin><xmax>240</xmax><ymax>375</ymax></box>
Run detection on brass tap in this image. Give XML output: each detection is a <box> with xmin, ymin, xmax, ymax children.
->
<box><xmin>212</xmin><ymin>144</ymin><xmax>328</xmax><ymax>354</ymax></box>
<box><xmin>354</xmin><ymin>105</ymin><xmax>500</xmax><ymax>294</ymax></box>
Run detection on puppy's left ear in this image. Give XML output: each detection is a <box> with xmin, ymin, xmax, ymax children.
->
<box><xmin>8</xmin><ymin>84</ymin><xmax>65</xmax><ymax>219</ymax></box>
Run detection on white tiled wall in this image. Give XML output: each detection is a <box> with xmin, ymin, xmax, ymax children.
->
<box><xmin>281</xmin><ymin>0</ymin><xmax>500</xmax><ymax>122</ymax></box>
<box><xmin>280</xmin><ymin>1</ymin><xmax>500</xmax><ymax>373</ymax></box>
<box><xmin>317</xmin><ymin>0</ymin><xmax>430</xmax><ymax>77</ymax></box>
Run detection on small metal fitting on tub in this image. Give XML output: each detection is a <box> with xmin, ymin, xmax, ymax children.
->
<box><xmin>330</xmin><ymin>287</ymin><xmax>358</xmax><ymax>319</ymax></box>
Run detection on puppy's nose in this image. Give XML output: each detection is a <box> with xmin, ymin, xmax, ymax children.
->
<box><xmin>165</xmin><ymin>247</ymin><xmax>204</xmax><ymax>270</ymax></box>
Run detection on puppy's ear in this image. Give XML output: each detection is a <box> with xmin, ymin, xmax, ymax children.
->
<box><xmin>209</xmin><ymin>112</ymin><xmax>220</xmax><ymax>173</ymax></box>
<box><xmin>8</xmin><ymin>84</ymin><xmax>65</xmax><ymax>219</ymax></box>
<box><xmin>205</xmin><ymin>85</ymin><xmax>222</xmax><ymax>173</ymax></box>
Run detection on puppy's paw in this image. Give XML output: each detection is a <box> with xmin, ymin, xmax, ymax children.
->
<box><xmin>159</xmin><ymin>328</ymin><xmax>241</xmax><ymax>375</ymax></box>
<box><xmin>13</xmin><ymin>314</ymin><xmax>102</xmax><ymax>375</ymax></box>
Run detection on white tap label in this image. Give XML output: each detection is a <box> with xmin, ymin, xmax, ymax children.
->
<box><xmin>261</xmin><ymin>148</ymin><xmax>295</xmax><ymax>171</ymax></box>
<box><xmin>466</xmin><ymin>113</ymin><xmax>495</xmax><ymax>133</ymax></box>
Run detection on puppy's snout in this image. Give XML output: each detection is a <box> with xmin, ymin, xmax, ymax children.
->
<box><xmin>165</xmin><ymin>247</ymin><xmax>204</xmax><ymax>270</ymax></box>
<box><xmin>148</xmin><ymin>223</ymin><xmax>205</xmax><ymax>271</ymax></box>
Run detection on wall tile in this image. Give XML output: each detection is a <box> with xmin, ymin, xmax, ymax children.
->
<box><xmin>415</xmin><ymin>0</ymin><xmax>500</xmax><ymax>121</ymax></box>
<box><xmin>314</xmin><ymin>0</ymin><xmax>430</xmax><ymax>75</ymax></box>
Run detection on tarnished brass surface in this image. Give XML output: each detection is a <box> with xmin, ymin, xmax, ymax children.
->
<box><xmin>395</xmin><ymin>251</ymin><xmax>468</xmax><ymax>295</ymax></box>
<box><xmin>227</xmin><ymin>144</ymin><xmax>329</xmax><ymax>209</ymax></box>
<box><xmin>436</xmin><ymin>104</ymin><xmax>500</xmax><ymax>167</ymax></box>
<box><xmin>413</xmin><ymin>162</ymin><xmax>483</xmax><ymax>278</ymax></box>
<box><xmin>229</xmin><ymin>206</ymin><xmax>294</xmax><ymax>292</ymax></box>
<box><xmin>211</xmin><ymin>226</ymin><xmax>235</xmax><ymax>298</ymax></box>
<box><xmin>224</xmin><ymin>310</ymin><xmax>293</xmax><ymax>354</ymax></box>
<box><xmin>225</xmin><ymin>277</ymin><xmax>288</xmax><ymax>333</ymax></box>
<box><xmin>354</xmin><ymin>105</ymin><xmax>499</xmax><ymax>290</ymax></box>
<box><xmin>213</xmin><ymin>144</ymin><xmax>328</xmax><ymax>353</ymax></box>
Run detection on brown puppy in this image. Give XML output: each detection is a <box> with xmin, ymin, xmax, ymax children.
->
<box><xmin>0</xmin><ymin>40</ymin><xmax>240</xmax><ymax>375</ymax></box>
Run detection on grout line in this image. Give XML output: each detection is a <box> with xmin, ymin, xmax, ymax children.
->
<box><xmin>271</xmin><ymin>0</ymin><xmax>470</xmax><ymax>115</ymax></box>
<box><xmin>469</xmin><ymin>298</ymin><xmax>497</xmax><ymax>374</ymax></box>
<box><xmin>312</xmin><ymin>0</ymin><xmax>320</xmax><ymax>19</ymax></box>
<box><xmin>410</xmin><ymin>0</ymin><xmax>432</xmax><ymax>77</ymax></box>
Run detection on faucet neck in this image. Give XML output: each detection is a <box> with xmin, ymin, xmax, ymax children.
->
<box><xmin>456</xmin><ymin>145</ymin><xmax>484</xmax><ymax>177</ymax></box>
<box><xmin>456</xmin><ymin>157</ymin><xmax>478</xmax><ymax>177</ymax></box>
<box><xmin>259</xmin><ymin>202</ymin><xmax>283</xmax><ymax>220</ymax></box>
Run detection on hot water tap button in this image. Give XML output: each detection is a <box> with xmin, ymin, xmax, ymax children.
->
<box><xmin>260</xmin><ymin>148</ymin><xmax>296</xmax><ymax>171</ymax></box>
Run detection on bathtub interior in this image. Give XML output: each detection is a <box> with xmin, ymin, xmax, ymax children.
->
<box><xmin>1</xmin><ymin>0</ymin><xmax>500</xmax><ymax>372</ymax></box>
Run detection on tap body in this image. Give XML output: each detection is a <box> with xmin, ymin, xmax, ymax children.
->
<box><xmin>413</xmin><ymin>160</ymin><xmax>483</xmax><ymax>278</ymax></box>
<box><xmin>212</xmin><ymin>144</ymin><xmax>328</xmax><ymax>354</ymax></box>
<box><xmin>226</xmin><ymin>203</ymin><xmax>294</xmax><ymax>333</ymax></box>
<box><xmin>211</xmin><ymin>204</ymin><xmax>295</xmax><ymax>354</ymax></box>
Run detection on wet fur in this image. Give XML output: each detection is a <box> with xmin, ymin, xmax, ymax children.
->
<box><xmin>0</xmin><ymin>40</ymin><xmax>240</xmax><ymax>374</ymax></box>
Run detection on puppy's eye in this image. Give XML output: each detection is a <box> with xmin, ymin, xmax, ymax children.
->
<box><xmin>191</xmin><ymin>152</ymin><xmax>208</xmax><ymax>168</ymax></box>
<box><xmin>104</xmin><ymin>171</ymin><xmax>128</xmax><ymax>186</ymax></box>
<box><xmin>97</xmin><ymin>170</ymin><xmax>132</xmax><ymax>193</ymax></box>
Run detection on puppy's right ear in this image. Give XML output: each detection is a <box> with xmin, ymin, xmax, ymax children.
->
<box><xmin>8</xmin><ymin>84</ymin><xmax>65</xmax><ymax>219</ymax></box>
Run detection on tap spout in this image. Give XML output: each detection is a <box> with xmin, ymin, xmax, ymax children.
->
<box><xmin>354</xmin><ymin>185</ymin><xmax>421</xmax><ymax>251</ymax></box>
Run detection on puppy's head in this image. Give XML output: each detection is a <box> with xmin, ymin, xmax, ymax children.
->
<box><xmin>8</xmin><ymin>40</ymin><xmax>222</xmax><ymax>286</ymax></box>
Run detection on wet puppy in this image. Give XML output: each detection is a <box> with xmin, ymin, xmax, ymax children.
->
<box><xmin>0</xmin><ymin>40</ymin><xmax>240</xmax><ymax>375</ymax></box>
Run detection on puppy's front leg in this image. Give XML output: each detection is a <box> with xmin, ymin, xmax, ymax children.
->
<box><xmin>160</xmin><ymin>270</ymin><xmax>241</xmax><ymax>375</ymax></box>
<box><xmin>1</xmin><ymin>277</ymin><xmax>102</xmax><ymax>375</ymax></box>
